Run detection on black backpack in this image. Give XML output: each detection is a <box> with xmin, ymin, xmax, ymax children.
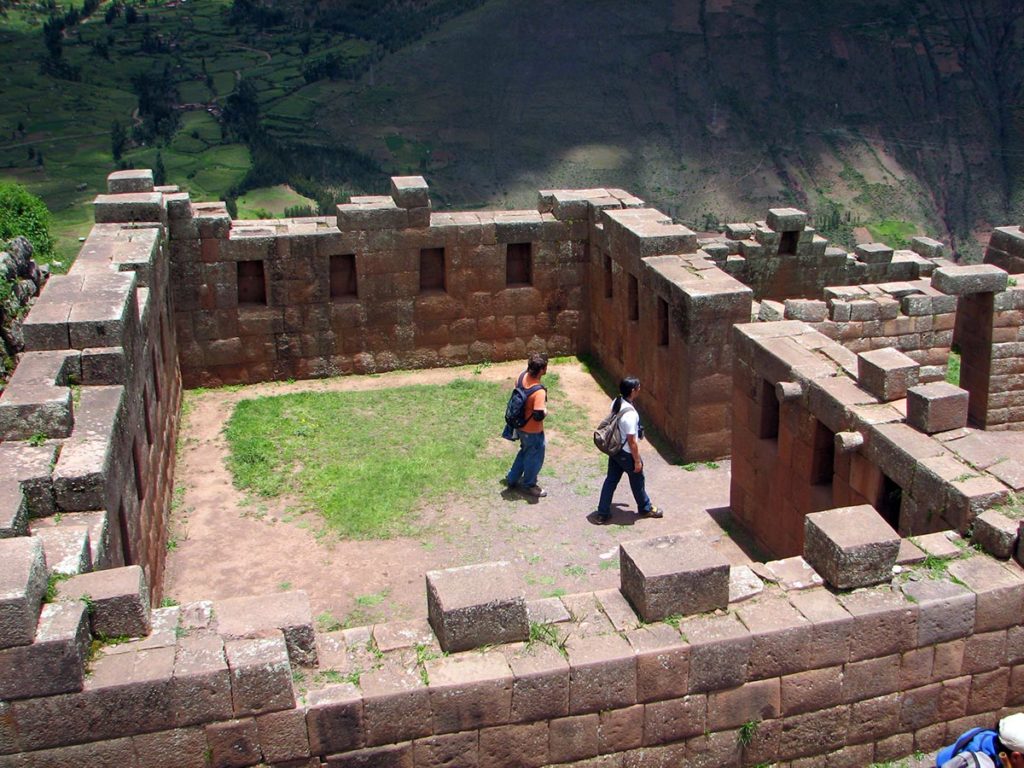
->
<box><xmin>504</xmin><ymin>372</ymin><xmax>545</xmax><ymax>430</ymax></box>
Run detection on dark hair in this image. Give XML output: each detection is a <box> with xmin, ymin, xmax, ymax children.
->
<box><xmin>527</xmin><ymin>352</ymin><xmax>548</xmax><ymax>375</ymax></box>
<box><xmin>612</xmin><ymin>376</ymin><xmax>641</xmax><ymax>414</ymax></box>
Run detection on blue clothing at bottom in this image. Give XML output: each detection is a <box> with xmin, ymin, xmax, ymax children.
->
<box><xmin>597</xmin><ymin>450</ymin><xmax>652</xmax><ymax>516</ymax></box>
<box><xmin>506</xmin><ymin>430</ymin><xmax>546</xmax><ymax>488</ymax></box>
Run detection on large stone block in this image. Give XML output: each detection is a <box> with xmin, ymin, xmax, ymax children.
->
<box><xmin>425</xmin><ymin>651</ymin><xmax>513</xmax><ymax>732</ymax></box>
<box><xmin>93</xmin><ymin>192</ymin><xmax>164</xmax><ymax>224</ymax></box>
<box><xmin>971</xmin><ymin>509</ymin><xmax>1019</xmax><ymax>559</ymax></box>
<box><xmin>933</xmin><ymin>264</ymin><xmax>1009</xmax><ymax>295</ymax></box>
<box><xmin>426</xmin><ymin>561</ymin><xmax>528</xmax><ymax>653</ymax></box>
<box><xmin>804</xmin><ymin>505</ymin><xmax>900</xmax><ymax>589</ymax></box>
<box><xmin>906</xmin><ymin>381</ymin><xmax>969</xmax><ymax>434</ymax></box>
<box><xmin>0</xmin><ymin>350</ymin><xmax>75</xmax><ymax>441</ymax></box>
<box><xmin>0</xmin><ymin>600</ymin><xmax>89</xmax><ymax>700</ymax></box>
<box><xmin>619</xmin><ymin>534</ymin><xmax>729</xmax><ymax>621</ymax></box>
<box><xmin>213</xmin><ymin>590</ymin><xmax>317</xmax><ymax>666</ymax></box>
<box><xmin>0</xmin><ymin>536</ymin><xmax>47</xmax><ymax>649</ymax></box>
<box><xmin>856</xmin><ymin>243</ymin><xmax>894</xmax><ymax>265</ymax></box>
<box><xmin>171</xmin><ymin>634</ymin><xmax>233</xmax><ymax>726</ymax></box>
<box><xmin>224</xmin><ymin>633</ymin><xmax>295</xmax><ymax>717</ymax></box>
<box><xmin>59</xmin><ymin>564</ymin><xmax>150</xmax><ymax>638</ymax></box>
<box><xmin>31</xmin><ymin>525</ymin><xmax>91</xmax><ymax>576</ymax></box>
<box><xmin>857</xmin><ymin>347</ymin><xmax>920</xmax><ymax>402</ymax></box>
<box><xmin>390</xmin><ymin>176</ymin><xmax>430</xmax><ymax>209</ymax></box>
<box><xmin>305</xmin><ymin>681</ymin><xmax>364</xmax><ymax>755</ymax></box>
<box><xmin>107</xmin><ymin>169</ymin><xmax>155</xmax><ymax>194</ymax></box>
<box><xmin>766</xmin><ymin>208</ymin><xmax>807</xmax><ymax>233</ymax></box>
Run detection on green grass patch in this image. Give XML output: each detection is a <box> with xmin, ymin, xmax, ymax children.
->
<box><xmin>866</xmin><ymin>219</ymin><xmax>917</xmax><ymax>249</ymax></box>
<box><xmin>224</xmin><ymin>379</ymin><xmax>514</xmax><ymax>538</ymax></box>
<box><xmin>946</xmin><ymin>349</ymin><xmax>961</xmax><ymax>386</ymax></box>
<box><xmin>236</xmin><ymin>184</ymin><xmax>316</xmax><ymax>217</ymax></box>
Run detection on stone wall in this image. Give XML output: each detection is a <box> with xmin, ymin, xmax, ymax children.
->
<box><xmin>731</xmin><ymin>266</ymin><xmax>1020</xmax><ymax>559</ymax></box>
<box><xmin>701</xmin><ymin>209</ymin><xmax>942</xmax><ymax>301</ymax></box>
<box><xmin>0</xmin><ymin>169</ymin><xmax>181</xmax><ymax>598</ymax></box>
<box><xmin>6</xmin><ymin>519</ymin><xmax>1024</xmax><ymax>767</ymax></box>
<box><xmin>168</xmin><ymin>178</ymin><xmax>591</xmax><ymax>388</ymax></box>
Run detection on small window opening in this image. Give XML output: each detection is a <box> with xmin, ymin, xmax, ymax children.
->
<box><xmin>118</xmin><ymin>500</ymin><xmax>132</xmax><ymax>565</ymax></box>
<box><xmin>603</xmin><ymin>253</ymin><xmax>613</xmax><ymax>299</ymax></box>
<box><xmin>133</xmin><ymin>439</ymin><xmax>145</xmax><ymax>501</ymax></box>
<box><xmin>629</xmin><ymin>274</ymin><xmax>639</xmax><ymax>322</ymax></box>
<box><xmin>506</xmin><ymin>243</ymin><xmax>532</xmax><ymax>286</ymax></box>
<box><xmin>878</xmin><ymin>474</ymin><xmax>902</xmax><ymax>531</ymax></box>
<box><xmin>151</xmin><ymin>348</ymin><xmax>161</xmax><ymax>401</ymax></box>
<box><xmin>657</xmin><ymin>298</ymin><xmax>669</xmax><ymax>346</ymax></box>
<box><xmin>758</xmin><ymin>378</ymin><xmax>780</xmax><ymax>439</ymax></box>
<box><xmin>810</xmin><ymin>420</ymin><xmax>835</xmax><ymax>486</ymax></box>
<box><xmin>779</xmin><ymin>230</ymin><xmax>799</xmax><ymax>256</ymax></box>
<box><xmin>330</xmin><ymin>254</ymin><xmax>358</xmax><ymax>300</ymax></box>
<box><xmin>237</xmin><ymin>260</ymin><xmax>267</xmax><ymax>305</ymax></box>
<box><xmin>142</xmin><ymin>386</ymin><xmax>152</xmax><ymax>446</ymax></box>
<box><xmin>420</xmin><ymin>248</ymin><xmax>446</xmax><ymax>292</ymax></box>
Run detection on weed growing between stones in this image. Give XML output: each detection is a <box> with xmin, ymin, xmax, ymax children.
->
<box><xmin>737</xmin><ymin>718</ymin><xmax>760</xmax><ymax>747</ymax></box>
<box><xmin>526</xmin><ymin>621</ymin><xmax>568</xmax><ymax>658</ymax></box>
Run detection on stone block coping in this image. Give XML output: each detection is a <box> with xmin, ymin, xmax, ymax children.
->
<box><xmin>426</xmin><ymin>561</ymin><xmax>528</xmax><ymax>653</ymax></box>
<box><xmin>804</xmin><ymin>505</ymin><xmax>901</xmax><ymax>589</ymax></box>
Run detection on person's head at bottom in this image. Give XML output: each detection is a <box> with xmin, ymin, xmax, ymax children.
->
<box><xmin>1002</xmin><ymin>713</ymin><xmax>1024</xmax><ymax>768</ymax></box>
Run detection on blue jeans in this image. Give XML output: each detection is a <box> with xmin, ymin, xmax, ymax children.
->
<box><xmin>598</xmin><ymin>451</ymin><xmax>652</xmax><ymax>515</ymax></box>
<box><xmin>506</xmin><ymin>430</ymin><xmax>546</xmax><ymax>488</ymax></box>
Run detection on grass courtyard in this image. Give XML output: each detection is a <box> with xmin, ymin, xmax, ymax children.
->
<box><xmin>164</xmin><ymin>359</ymin><xmax>742</xmax><ymax>629</ymax></box>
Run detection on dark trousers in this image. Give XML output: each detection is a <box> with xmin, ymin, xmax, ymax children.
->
<box><xmin>597</xmin><ymin>450</ymin><xmax>652</xmax><ymax>515</ymax></box>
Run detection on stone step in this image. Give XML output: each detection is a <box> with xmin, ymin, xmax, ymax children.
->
<box><xmin>212</xmin><ymin>590</ymin><xmax>317</xmax><ymax>667</ymax></box>
<box><xmin>58</xmin><ymin>565</ymin><xmax>151</xmax><ymax>639</ymax></box>
<box><xmin>32</xmin><ymin>510</ymin><xmax>110</xmax><ymax>571</ymax></box>
<box><xmin>31</xmin><ymin>525</ymin><xmax>92</xmax><ymax>577</ymax></box>
<box><xmin>0</xmin><ymin>536</ymin><xmax>48</xmax><ymax>650</ymax></box>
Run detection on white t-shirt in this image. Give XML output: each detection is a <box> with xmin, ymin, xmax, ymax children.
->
<box><xmin>617</xmin><ymin>403</ymin><xmax>639</xmax><ymax>454</ymax></box>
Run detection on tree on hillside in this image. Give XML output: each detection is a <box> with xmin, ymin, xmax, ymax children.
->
<box><xmin>0</xmin><ymin>183</ymin><xmax>55</xmax><ymax>263</ymax></box>
<box><xmin>111</xmin><ymin>120</ymin><xmax>127</xmax><ymax>161</ymax></box>
<box><xmin>222</xmin><ymin>78</ymin><xmax>261</xmax><ymax>140</ymax></box>
<box><xmin>154</xmin><ymin>152</ymin><xmax>166</xmax><ymax>186</ymax></box>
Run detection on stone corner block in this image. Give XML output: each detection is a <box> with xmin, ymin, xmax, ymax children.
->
<box><xmin>619</xmin><ymin>534</ymin><xmax>729</xmax><ymax>622</ymax></box>
<box><xmin>857</xmin><ymin>347</ymin><xmax>920</xmax><ymax>402</ymax></box>
<box><xmin>58</xmin><ymin>564</ymin><xmax>150</xmax><ymax>638</ymax></box>
<box><xmin>804</xmin><ymin>505</ymin><xmax>900</xmax><ymax>589</ymax></box>
<box><xmin>766</xmin><ymin>208</ymin><xmax>807</xmax><ymax>233</ymax></box>
<box><xmin>0</xmin><ymin>536</ymin><xmax>48</xmax><ymax>649</ymax></box>
<box><xmin>971</xmin><ymin>509</ymin><xmax>1018</xmax><ymax>560</ymax></box>
<box><xmin>932</xmin><ymin>264</ymin><xmax>1009</xmax><ymax>295</ymax></box>
<box><xmin>390</xmin><ymin>176</ymin><xmax>430</xmax><ymax>210</ymax></box>
<box><xmin>855</xmin><ymin>242</ymin><xmax>895</xmax><ymax>264</ymax></box>
<box><xmin>906</xmin><ymin>381</ymin><xmax>968</xmax><ymax>434</ymax></box>
<box><xmin>224</xmin><ymin>632</ymin><xmax>296</xmax><ymax>717</ymax></box>
<box><xmin>426</xmin><ymin>561</ymin><xmax>528</xmax><ymax>653</ymax></box>
<box><xmin>107</xmin><ymin>169</ymin><xmax>155</xmax><ymax>194</ymax></box>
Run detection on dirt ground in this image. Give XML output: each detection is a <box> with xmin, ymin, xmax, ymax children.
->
<box><xmin>162</xmin><ymin>360</ymin><xmax>760</xmax><ymax>628</ymax></box>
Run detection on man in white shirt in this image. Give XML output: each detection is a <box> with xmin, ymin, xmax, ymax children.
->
<box><xmin>594</xmin><ymin>376</ymin><xmax>662</xmax><ymax>524</ymax></box>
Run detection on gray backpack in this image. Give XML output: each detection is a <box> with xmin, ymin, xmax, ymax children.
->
<box><xmin>593</xmin><ymin>402</ymin><xmax>635</xmax><ymax>455</ymax></box>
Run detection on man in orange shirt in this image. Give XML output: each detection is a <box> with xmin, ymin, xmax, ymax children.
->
<box><xmin>505</xmin><ymin>352</ymin><xmax>549</xmax><ymax>498</ymax></box>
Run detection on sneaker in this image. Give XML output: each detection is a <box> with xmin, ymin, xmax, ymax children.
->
<box><xmin>523</xmin><ymin>485</ymin><xmax>548</xmax><ymax>498</ymax></box>
<box><xmin>594</xmin><ymin>512</ymin><xmax>612</xmax><ymax>525</ymax></box>
<box><xmin>501</xmin><ymin>478</ymin><xmax>518</xmax><ymax>489</ymax></box>
<box><xmin>640</xmin><ymin>505</ymin><xmax>663</xmax><ymax>518</ymax></box>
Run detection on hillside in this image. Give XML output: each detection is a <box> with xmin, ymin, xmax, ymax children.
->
<box><xmin>0</xmin><ymin>0</ymin><xmax>1021</xmax><ymax>263</ymax></box>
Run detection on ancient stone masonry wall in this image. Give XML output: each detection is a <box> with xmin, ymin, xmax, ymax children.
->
<box><xmin>7</xmin><ymin>515</ymin><xmax>1024</xmax><ymax>767</ymax></box>
<box><xmin>984</xmin><ymin>225</ymin><xmax>1024</xmax><ymax>274</ymax></box>
<box><xmin>571</xmin><ymin>191</ymin><xmax>752</xmax><ymax>462</ymax></box>
<box><xmin>701</xmin><ymin>208</ymin><xmax>941</xmax><ymax>301</ymax></box>
<box><xmin>731</xmin><ymin>265</ymin><xmax>1020</xmax><ymax>560</ymax></box>
<box><xmin>765</xmin><ymin>279</ymin><xmax>958</xmax><ymax>384</ymax></box>
<box><xmin>168</xmin><ymin>177</ymin><xmax>592</xmax><ymax>388</ymax></box>
<box><xmin>0</xmin><ymin>169</ymin><xmax>181</xmax><ymax>598</ymax></box>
